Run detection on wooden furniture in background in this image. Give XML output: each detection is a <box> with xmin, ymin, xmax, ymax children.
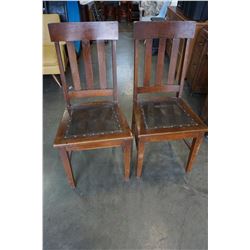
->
<box><xmin>131</xmin><ymin>21</ymin><xmax>208</xmax><ymax>178</ymax></box>
<box><xmin>43</xmin><ymin>14</ymin><xmax>67</xmax><ymax>87</ymax></box>
<box><xmin>49</xmin><ymin>21</ymin><xmax>133</xmax><ymax>188</ymax></box>
<box><xmin>187</xmin><ymin>27</ymin><xmax>208</xmax><ymax>93</ymax></box>
<box><xmin>104</xmin><ymin>2</ymin><xmax>119</xmax><ymax>21</ymax></box>
<box><xmin>119</xmin><ymin>1</ymin><xmax>129</xmax><ymax>22</ymax></box>
<box><xmin>166</xmin><ymin>6</ymin><xmax>208</xmax><ymax>83</ymax></box>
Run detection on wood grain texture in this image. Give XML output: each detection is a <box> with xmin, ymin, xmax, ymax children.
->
<box><xmin>50</xmin><ymin>21</ymin><xmax>133</xmax><ymax>187</ymax></box>
<box><xmin>137</xmin><ymin>85</ymin><xmax>180</xmax><ymax>94</ymax></box>
<box><xmin>123</xmin><ymin>140</ymin><xmax>132</xmax><ymax>181</ymax></box>
<box><xmin>185</xmin><ymin>135</ymin><xmax>204</xmax><ymax>172</ymax></box>
<box><xmin>112</xmin><ymin>41</ymin><xmax>118</xmax><ymax>102</ymax></box>
<box><xmin>66</xmin><ymin>42</ymin><xmax>81</xmax><ymax>90</ymax></box>
<box><xmin>136</xmin><ymin>140</ymin><xmax>145</xmax><ymax>177</ymax></box>
<box><xmin>155</xmin><ymin>38</ymin><xmax>166</xmax><ymax>85</ymax></box>
<box><xmin>132</xmin><ymin>21</ymin><xmax>207</xmax><ymax>177</ymax></box>
<box><xmin>133</xmin><ymin>21</ymin><xmax>196</xmax><ymax>40</ymax></box>
<box><xmin>133</xmin><ymin>39</ymin><xmax>139</xmax><ymax>100</ymax></box>
<box><xmin>97</xmin><ymin>41</ymin><xmax>107</xmax><ymax>89</ymax></box>
<box><xmin>54</xmin><ymin>42</ymin><xmax>71</xmax><ymax>109</ymax></box>
<box><xmin>144</xmin><ymin>39</ymin><xmax>153</xmax><ymax>86</ymax></box>
<box><xmin>58</xmin><ymin>148</ymin><xmax>76</xmax><ymax>188</ymax></box>
<box><xmin>82</xmin><ymin>41</ymin><xmax>94</xmax><ymax>89</ymax></box>
<box><xmin>49</xmin><ymin>21</ymin><xmax>119</xmax><ymax>41</ymax></box>
<box><xmin>178</xmin><ymin>39</ymin><xmax>191</xmax><ymax>97</ymax></box>
<box><xmin>167</xmin><ymin>38</ymin><xmax>180</xmax><ymax>85</ymax></box>
<box><xmin>68</xmin><ymin>89</ymin><xmax>113</xmax><ymax>99</ymax></box>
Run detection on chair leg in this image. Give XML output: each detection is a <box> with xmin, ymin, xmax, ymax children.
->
<box><xmin>58</xmin><ymin>148</ymin><xmax>76</xmax><ymax>188</ymax></box>
<box><xmin>131</xmin><ymin>113</ymin><xmax>138</xmax><ymax>149</ymax></box>
<box><xmin>52</xmin><ymin>74</ymin><xmax>62</xmax><ymax>87</ymax></box>
<box><xmin>131</xmin><ymin>113</ymin><xmax>135</xmax><ymax>134</ymax></box>
<box><xmin>185</xmin><ymin>134</ymin><xmax>204</xmax><ymax>172</ymax></box>
<box><xmin>136</xmin><ymin>140</ymin><xmax>145</xmax><ymax>178</ymax></box>
<box><xmin>123</xmin><ymin>140</ymin><xmax>132</xmax><ymax>181</ymax></box>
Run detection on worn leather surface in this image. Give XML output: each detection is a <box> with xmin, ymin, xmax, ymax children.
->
<box><xmin>140</xmin><ymin>99</ymin><xmax>198</xmax><ymax>129</ymax></box>
<box><xmin>64</xmin><ymin>103</ymin><xmax>123</xmax><ymax>138</ymax></box>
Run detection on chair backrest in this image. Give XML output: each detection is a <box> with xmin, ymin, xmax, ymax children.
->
<box><xmin>133</xmin><ymin>21</ymin><xmax>195</xmax><ymax>102</ymax></box>
<box><xmin>48</xmin><ymin>21</ymin><xmax>119</xmax><ymax>109</ymax></box>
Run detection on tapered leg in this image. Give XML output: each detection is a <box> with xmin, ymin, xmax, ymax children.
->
<box><xmin>185</xmin><ymin>134</ymin><xmax>204</xmax><ymax>172</ymax></box>
<box><xmin>131</xmin><ymin>113</ymin><xmax>138</xmax><ymax>149</ymax></box>
<box><xmin>136</xmin><ymin>140</ymin><xmax>145</xmax><ymax>178</ymax></box>
<box><xmin>68</xmin><ymin>150</ymin><xmax>72</xmax><ymax>160</ymax></box>
<box><xmin>58</xmin><ymin>148</ymin><xmax>76</xmax><ymax>188</ymax></box>
<box><xmin>52</xmin><ymin>74</ymin><xmax>62</xmax><ymax>87</ymax></box>
<box><xmin>131</xmin><ymin>113</ymin><xmax>135</xmax><ymax>134</ymax></box>
<box><xmin>123</xmin><ymin>140</ymin><xmax>132</xmax><ymax>181</ymax></box>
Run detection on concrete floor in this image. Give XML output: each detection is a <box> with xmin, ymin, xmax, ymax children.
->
<box><xmin>43</xmin><ymin>23</ymin><xmax>207</xmax><ymax>250</ymax></box>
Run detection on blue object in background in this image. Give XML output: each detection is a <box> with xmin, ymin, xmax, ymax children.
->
<box><xmin>66</xmin><ymin>1</ymin><xmax>81</xmax><ymax>54</ymax></box>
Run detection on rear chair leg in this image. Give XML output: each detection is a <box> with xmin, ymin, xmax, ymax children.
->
<box><xmin>58</xmin><ymin>148</ymin><xmax>76</xmax><ymax>188</ymax></box>
<box><xmin>131</xmin><ymin>113</ymin><xmax>135</xmax><ymax>134</ymax></box>
<box><xmin>123</xmin><ymin>140</ymin><xmax>132</xmax><ymax>181</ymax></box>
<box><xmin>52</xmin><ymin>74</ymin><xmax>62</xmax><ymax>87</ymax></box>
<box><xmin>136</xmin><ymin>140</ymin><xmax>145</xmax><ymax>178</ymax></box>
<box><xmin>185</xmin><ymin>134</ymin><xmax>204</xmax><ymax>172</ymax></box>
<box><xmin>131</xmin><ymin>113</ymin><xmax>138</xmax><ymax>148</ymax></box>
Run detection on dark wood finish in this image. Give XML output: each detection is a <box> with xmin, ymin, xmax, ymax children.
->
<box><xmin>82</xmin><ymin>41</ymin><xmax>94</xmax><ymax>89</ymax></box>
<box><xmin>68</xmin><ymin>89</ymin><xmax>113</xmax><ymax>99</ymax></box>
<box><xmin>112</xmin><ymin>41</ymin><xmax>118</xmax><ymax>102</ymax></box>
<box><xmin>123</xmin><ymin>140</ymin><xmax>132</xmax><ymax>181</ymax></box>
<box><xmin>166</xmin><ymin>6</ymin><xmax>208</xmax><ymax>79</ymax></box>
<box><xmin>49</xmin><ymin>22</ymin><xmax>118</xmax><ymax>41</ymax></box>
<box><xmin>133</xmin><ymin>21</ymin><xmax>196</xmax><ymax>40</ymax></box>
<box><xmin>186</xmin><ymin>27</ymin><xmax>208</xmax><ymax>93</ymax></box>
<box><xmin>66</xmin><ymin>41</ymin><xmax>82</xmax><ymax>91</ymax></box>
<box><xmin>144</xmin><ymin>39</ymin><xmax>153</xmax><ymax>86</ymax></box>
<box><xmin>178</xmin><ymin>39</ymin><xmax>191</xmax><ymax>97</ymax></box>
<box><xmin>167</xmin><ymin>38</ymin><xmax>180</xmax><ymax>85</ymax></box>
<box><xmin>58</xmin><ymin>148</ymin><xmax>76</xmax><ymax>188</ymax></box>
<box><xmin>185</xmin><ymin>135</ymin><xmax>204</xmax><ymax>172</ymax></box>
<box><xmin>155</xmin><ymin>38</ymin><xmax>166</xmax><ymax>85</ymax></box>
<box><xmin>49</xmin><ymin>22</ymin><xmax>133</xmax><ymax>188</ymax></box>
<box><xmin>132</xmin><ymin>21</ymin><xmax>208</xmax><ymax>178</ymax></box>
<box><xmin>54</xmin><ymin>42</ymin><xmax>70</xmax><ymax>109</ymax></box>
<box><xmin>97</xmin><ymin>41</ymin><xmax>107</xmax><ymax>89</ymax></box>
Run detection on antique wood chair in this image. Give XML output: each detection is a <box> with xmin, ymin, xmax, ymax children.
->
<box><xmin>48</xmin><ymin>21</ymin><xmax>133</xmax><ymax>188</ymax></box>
<box><xmin>132</xmin><ymin>21</ymin><xmax>208</xmax><ymax>177</ymax></box>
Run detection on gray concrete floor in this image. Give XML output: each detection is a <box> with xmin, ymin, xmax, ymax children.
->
<box><xmin>43</xmin><ymin>23</ymin><xmax>207</xmax><ymax>250</ymax></box>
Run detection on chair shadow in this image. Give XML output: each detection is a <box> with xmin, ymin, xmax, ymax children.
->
<box><xmin>70</xmin><ymin>141</ymin><xmax>188</xmax><ymax>198</ymax></box>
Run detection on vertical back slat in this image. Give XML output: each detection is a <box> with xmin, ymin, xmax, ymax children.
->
<box><xmin>112</xmin><ymin>41</ymin><xmax>118</xmax><ymax>102</ymax></box>
<box><xmin>144</xmin><ymin>39</ymin><xmax>153</xmax><ymax>86</ymax></box>
<box><xmin>155</xmin><ymin>38</ymin><xmax>166</xmax><ymax>85</ymax></box>
<box><xmin>178</xmin><ymin>39</ymin><xmax>191</xmax><ymax>97</ymax></box>
<box><xmin>54</xmin><ymin>42</ymin><xmax>71</xmax><ymax>108</ymax></box>
<box><xmin>167</xmin><ymin>38</ymin><xmax>180</xmax><ymax>85</ymax></box>
<box><xmin>133</xmin><ymin>39</ymin><xmax>139</xmax><ymax>102</ymax></box>
<box><xmin>82</xmin><ymin>41</ymin><xmax>94</xmax><ymax>89</ymax></box>
<box><xmin>97</xmin><ymin>41</ymin><xmax>107</xmax><ymax>89</ymax></box>
<box><xmin>66</xmin><ymin>42</ymin><xmax>81</xmax><ymax>90</ymax></box>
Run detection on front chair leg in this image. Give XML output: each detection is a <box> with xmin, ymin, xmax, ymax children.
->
<box><xmin>136</xmin><ymin>140</ymin><xmax>145</xmax><ymax>178</ymax></box>
<box><xmin>58</xmin><ymin>148</ymin><xmax>76</xmax><ymax>188</ymax></box>
<box><xmin>185</xmin><ymin>134</ymin><xmax>204</xmax><ymax>172</ymax></box>
<box><xmin>123</xmin><ymin>140</ymin><xmax>132</xmax><ymax>181</ymax></box>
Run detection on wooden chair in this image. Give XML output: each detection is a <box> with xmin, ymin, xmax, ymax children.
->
<box><xmin>132</xmin><ymin>21</ymin><xmax>208</xmax><ymax>178</ymax></box>
<box><xmin>48</xmin><ymin>21</ymin><xmax>133</xmax><ymax>188</ymax></box>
